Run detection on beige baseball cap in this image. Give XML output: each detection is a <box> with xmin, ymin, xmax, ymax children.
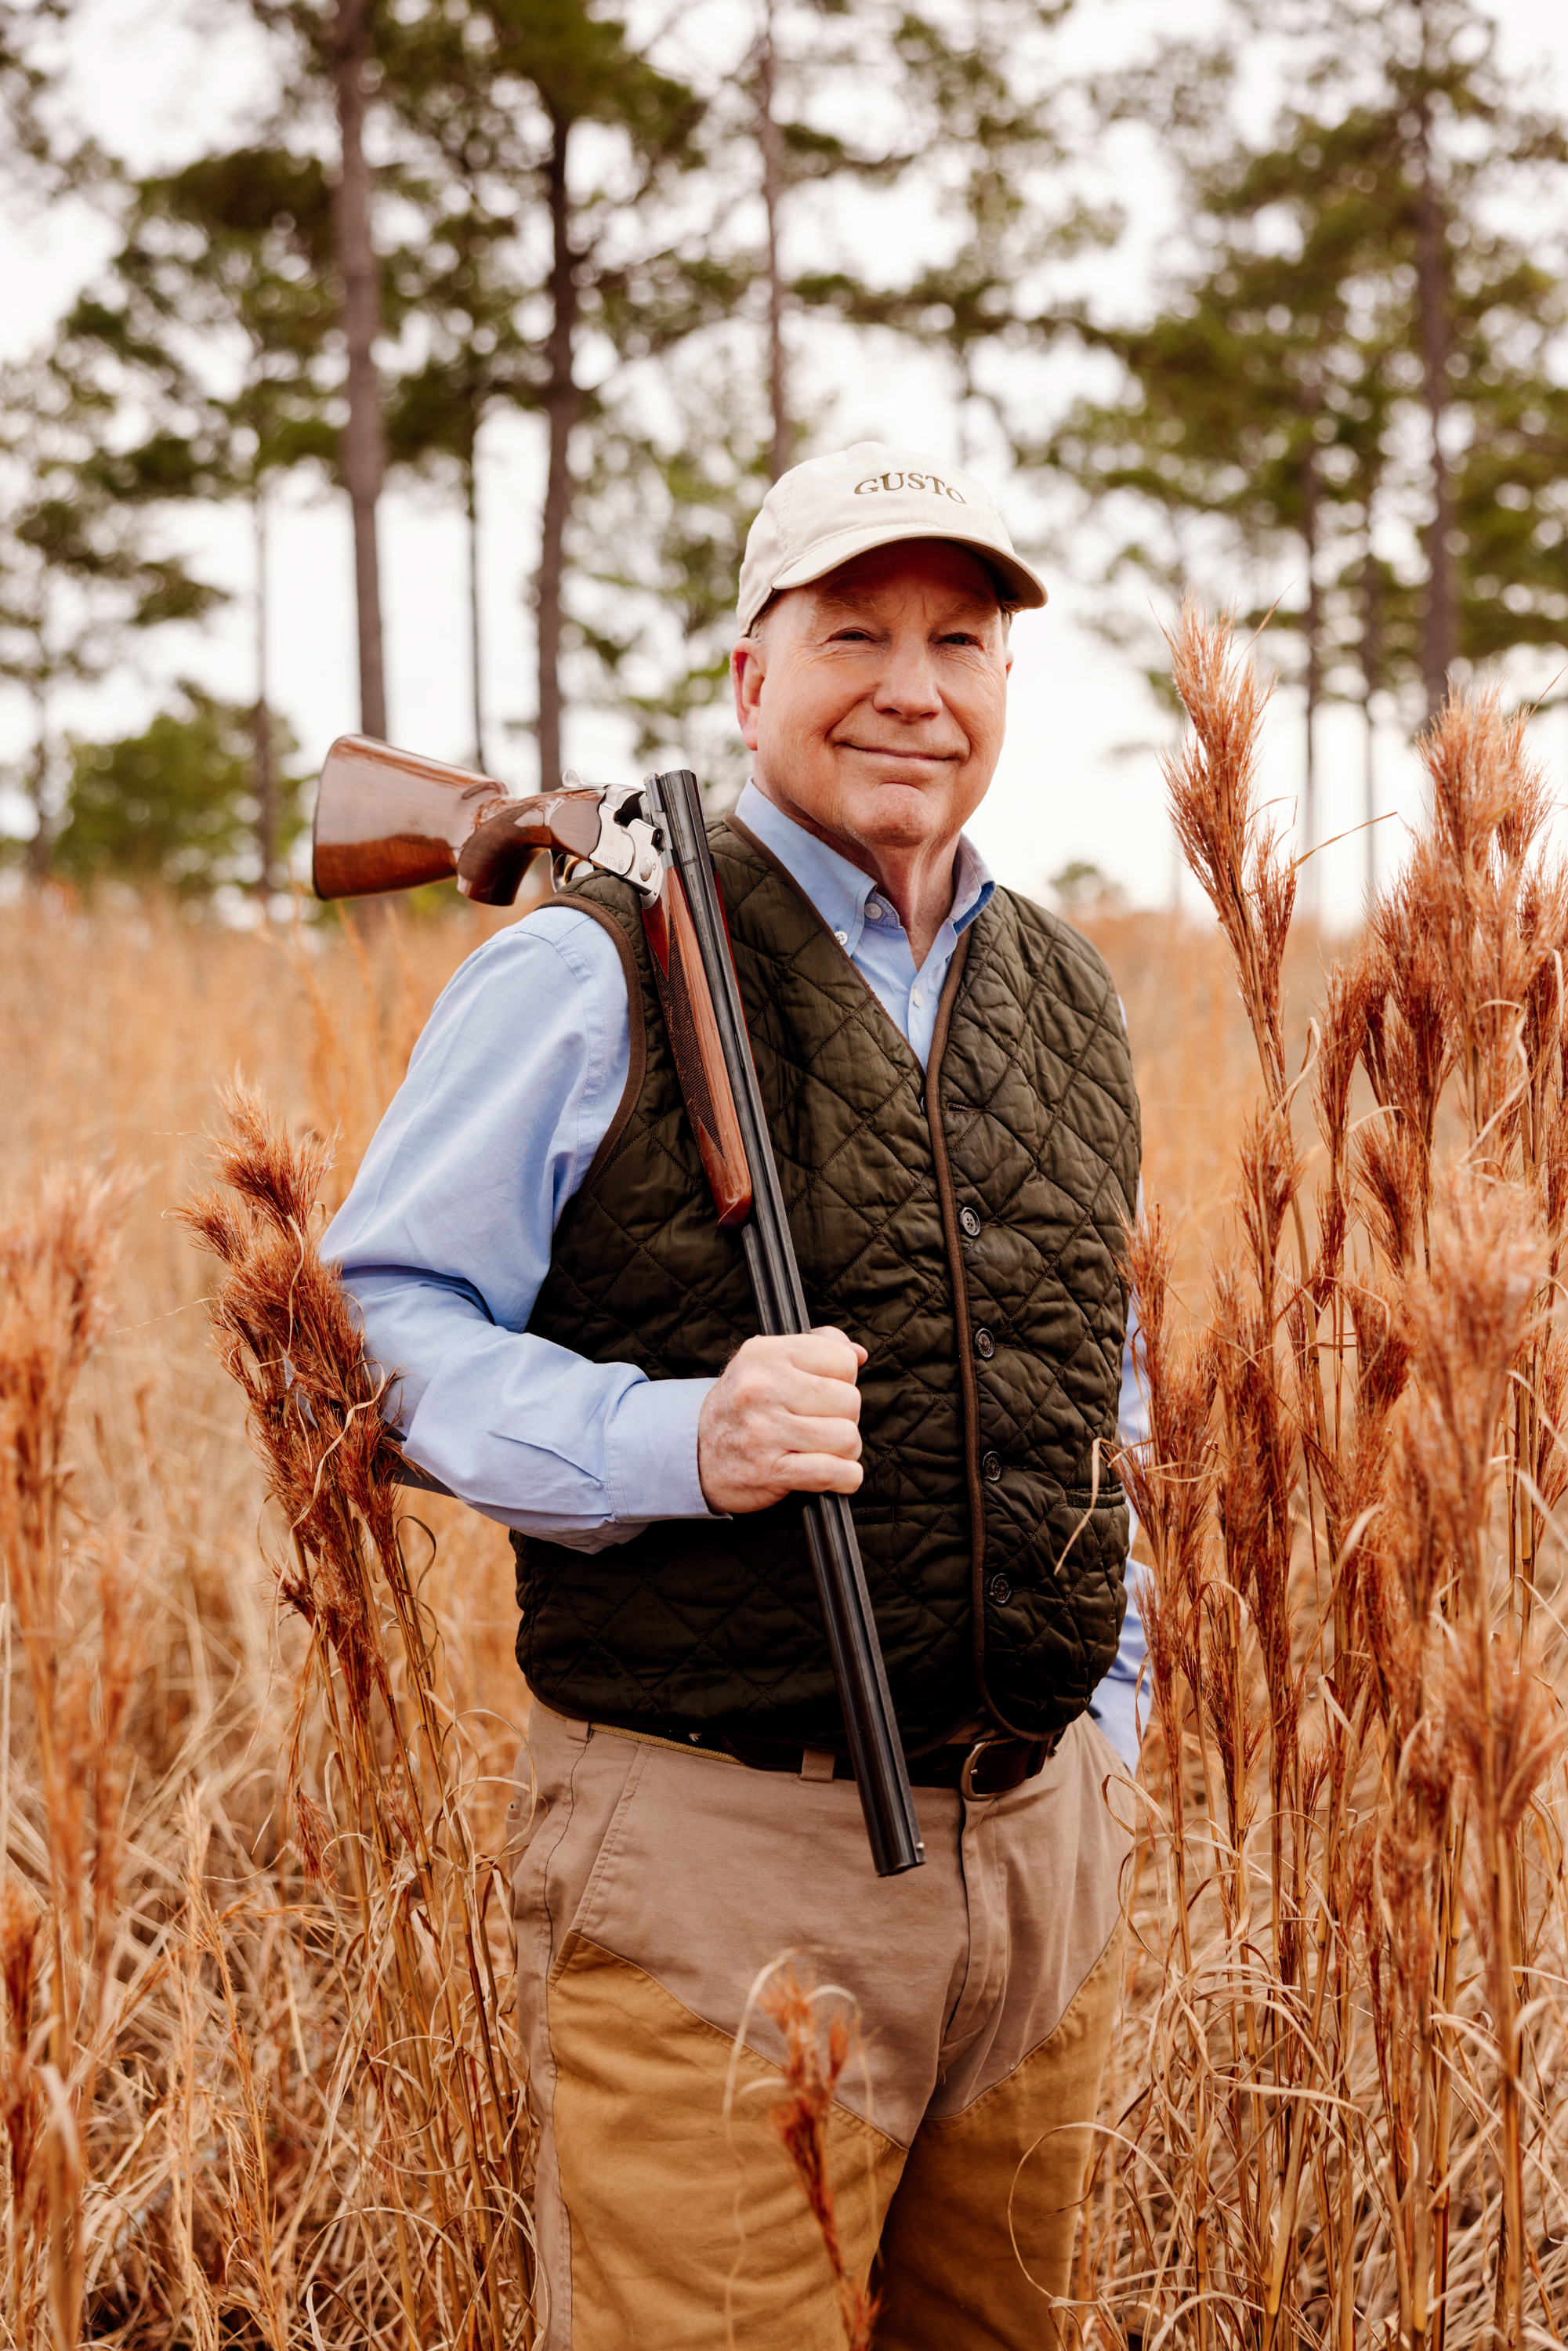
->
<box><xmin>737</xmin><ymin>439</ymin><xmax>1047</xmax><ymax>633</ymax></box>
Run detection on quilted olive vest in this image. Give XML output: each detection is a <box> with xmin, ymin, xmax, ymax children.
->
<box><xmin>513</xmin><ymin>817</ymin><xmax>1140</xmax><ymax>1751</ymax></box>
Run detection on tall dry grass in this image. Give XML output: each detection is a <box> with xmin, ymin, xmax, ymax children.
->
<box><xmin>6</xmin><ymin>665</ymin><xmax>1544</xmax><ymax>2349</ymax></box>
<box><xmin>1076</xmin><ymin>607</ymin><xmax>1568</xmax><ymax>2351</ymax></box>
<box><xmin>0</xmin><ymin>893</ymin><xmax>536</xmax><ymax>2342</ymax></box>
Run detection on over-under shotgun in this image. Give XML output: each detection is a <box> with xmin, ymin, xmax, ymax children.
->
<box><xmin>312</xmin><ymin>736</ymin><xmax>925</xmax><ymax>1878</ymax></box>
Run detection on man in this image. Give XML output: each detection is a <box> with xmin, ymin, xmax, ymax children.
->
<box><xmin>326</xmin><ymin>442</ymin><xmax>1141</xmax><ymax>2349</ymax></box>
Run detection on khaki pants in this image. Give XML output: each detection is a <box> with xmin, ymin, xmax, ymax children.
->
<box><xmin>506</xmin><ymin>1702</ymin><xmax>1131</xmax><ymax>2350</ymax></box>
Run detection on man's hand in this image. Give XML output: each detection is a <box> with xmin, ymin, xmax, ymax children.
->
<box><xmin>697</xmin><ymin>1328</ymin><xmax>867</xmax><ymax>1515</ymax></box>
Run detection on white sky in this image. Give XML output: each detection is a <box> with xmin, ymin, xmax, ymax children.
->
<box><xmin>2</xmin><ymin>0</ymin><xmax>1567</xmax><ymax>926</ymax></box>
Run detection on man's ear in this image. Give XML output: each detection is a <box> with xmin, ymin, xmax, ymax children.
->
<box><xmin>732</xmin><ymin>635</ymin><xmax>766</xmax><ymax>749</ymax></box>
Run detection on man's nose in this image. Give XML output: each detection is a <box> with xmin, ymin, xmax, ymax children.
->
<box><xmin>871</xmin><ymin>636</ymin><xmax>944</xmax><ymax>719</ymax></box>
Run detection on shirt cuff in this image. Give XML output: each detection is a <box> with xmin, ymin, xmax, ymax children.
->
<box><xmin>604</xmin><ymin>1375</ymin><xmax>720</xmax><ymax>1523</ymax></box>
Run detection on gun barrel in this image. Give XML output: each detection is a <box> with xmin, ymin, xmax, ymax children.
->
<box><xmin>645</xmin><ymin>769</ymin><xmax>925</xmax><ymax>1879</ymax></box>
<box><xmin>312</xmin><ymin>734</ymin><xmax>509</xmax><ymax>900</ymax></box>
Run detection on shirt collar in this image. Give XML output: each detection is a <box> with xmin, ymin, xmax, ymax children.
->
<box><xmin>732</xmin><ymin>780</ymin><xmax>994</xmax><ymax>951</ymax></box>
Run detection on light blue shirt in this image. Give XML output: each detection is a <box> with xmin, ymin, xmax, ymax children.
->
<box><xmin>1093</xmin><ymin>1296</ymin><xmax>1149</xmax><ymax>1770</ymax></box>
<box><xmin>325</xmin><ymin>778</ymin><xmax>1146</xmax><ymax>1762</ymax></box>
<box><xmin>738</xmin><ymin>784</ymin><xmax>994</xmax><ymax>1066</ymax></box>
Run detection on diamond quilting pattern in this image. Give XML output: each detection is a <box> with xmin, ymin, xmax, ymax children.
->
<box><xmin>514</xmin><ymin>821</ymin><xmax>1140</xmax><ymax>1746</ymax></box>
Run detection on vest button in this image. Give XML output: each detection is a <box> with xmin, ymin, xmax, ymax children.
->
<box><xmin>982</xmin><ymin>1450</ymin><xmax>1002</xmax><ymax>1483</ymax></box>
<box><xmin>988</xmin><ymin>1574</ymin><xmax>1012</xmax><ymax>1605</ymax></box>
<box><xmin>959</xmin><ymin>1205</ymin><xmax>981</xmax><ymax>1239</ymax></box>
<box><xmin>973</xmin><ymin>1327</ymin><xmax>995</xmax><ymax>1360</ymax></box>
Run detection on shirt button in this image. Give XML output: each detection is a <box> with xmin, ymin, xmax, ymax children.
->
<box><xmin>982</xmin><ymin>1450</ymin><xmax>1002</xmax><ymax>1483</ymax></box>
<box><xmin>912</xmin><ymin>987</ymin><xmax>924</xmax><ymax>1008</ymax></box>
<box><xmin>864</xmin><ymin>899</ymin><xmax>883</xmax><ymax>921</ymax></box>
<box><xmin>834</xmin><ymin>929</ymin><xmax>847</xmax><ymax>946</ymax></box>
<box><xmin>988</xmin><ymin>1573</ymin><xmax>1012</xmax><ymax>1605</ymax></box>
<box><xmin>973</xmin><ymin>1327</ymin><xmax>995</xmax><ymax>1360</ymax></box>
<box><xmin>959</xmin><ymin>1205</ymin><xmax>981</xmax><ymax>1239</ymax></box>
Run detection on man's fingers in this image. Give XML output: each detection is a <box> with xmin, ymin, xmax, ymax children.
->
<box><xmin>776</xmin><ymin>1453</ymin><xmax>864</xmax><ymax>1496</ymax></box>
<box><xmin>777</xmin><ymin>1413</ymin><xmax>862</xmax><ymax>1462</ymax></box>
<box><xmin>697</xmin><ymin>1327</ymin><xmax>868</xmax><ymax>1514</ymax></box>
<box><xmin>798</xmin><ymin>1327</ymin><xmax>867</xmax><ymax>1378</ymax></box>
<box><xmin>778</xmin><ymin>1368</ymin><xmax>864</xmax><ymax>1425</ymax></box>
<box><xmin>726</xmin><ymin>1339</ymin><xmax>863</xmax><ymax>1419</ymax></box>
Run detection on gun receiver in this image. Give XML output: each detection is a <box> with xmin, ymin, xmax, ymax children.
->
<box><xmin>310</xmin><ymin>737</ymin><xmax>924</xmax><ymax>1878</ymax></box>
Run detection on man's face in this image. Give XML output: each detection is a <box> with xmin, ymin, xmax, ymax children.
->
<box><xmin>730</xmin><ymin>539</ymin><xmax>1012</xmax><ymax>863</ymax></box>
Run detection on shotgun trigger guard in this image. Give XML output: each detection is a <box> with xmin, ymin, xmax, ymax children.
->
<box><xmin>549</xmin><ymin>779</ymin><xmax>669</xmax><ymax>906</ymax></box>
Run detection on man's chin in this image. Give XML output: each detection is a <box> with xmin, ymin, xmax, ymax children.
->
<box><xmin>843</xmin><ymin>777</ymin><xmax>951</xmax><ymax>844</ymax></box>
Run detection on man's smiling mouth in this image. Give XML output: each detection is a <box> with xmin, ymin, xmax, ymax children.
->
<box><xmin>837</xmin><ymin>744</ymin><xmax>960</xmax><ymax>763</ymax></box>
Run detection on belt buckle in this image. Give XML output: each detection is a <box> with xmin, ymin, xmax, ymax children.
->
<box><xmin>960</xmin><ymin>1733</ymin><xmax>1009</xmax><ymax>1800</ymax></box>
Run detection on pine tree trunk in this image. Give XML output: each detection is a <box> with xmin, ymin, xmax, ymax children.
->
<box><xmin>25</xmin><ymin>682</ymin><xmax>51</xmax><ymax>883</ymax></box>
<box><xmin>466</xmin><ymin>440</ymin><xmax>487</xmax><ymax>774</ymax></box>
<box><xmin>1360</xmin><ymin>538</ymin><xmax>1382</xmax><ymax>908</ymax></box>
<box><xmin>1300</xmin><ymin>432</ymin><xmax>1321</xmax><ymax>913</ymax></box>
<box><xmin>252</xmin><ymin>484</ymin><xmax>277</xmax><ymax>893</ymax></box>
<box><xmin>537</xmin><ymin>110</ymin><xmax>581</xmax><ymax>795</ymax></box>
<box><xmin>759</xmin><ymin>2</ymin><xmax>791</xmax><ymax>482</ymax></box>
<box><xmin>1414</xmin><ymin>77</ymin><xmax>1457</xmax><ymax>717</ymax></box>
<box><xmin>330</xmin><ymin>0</ymin><xmax>388</xmax><ymax>741</ymax></box>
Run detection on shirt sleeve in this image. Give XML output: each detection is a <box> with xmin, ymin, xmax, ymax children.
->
<box><xmin>320</xmin><ymin>906</ymin><xmax>717</xmax><ymax>1548</ymax></box>
<box><xmin>1088</xmin><ymin>1168</ymin><xmax>1147</xmax><ymax>1770</ymax></box>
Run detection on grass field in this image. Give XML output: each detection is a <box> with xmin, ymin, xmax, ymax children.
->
<box><xmin>5</xmin><ymin>620</ymin><xmax>1567</xmax><ymax>2347</ymax></box>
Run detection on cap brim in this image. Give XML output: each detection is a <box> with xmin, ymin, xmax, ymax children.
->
<box><xmin>767</xmin><ymin>520</ymin><xmax>1047</xmax><ymax>614</ymax></box>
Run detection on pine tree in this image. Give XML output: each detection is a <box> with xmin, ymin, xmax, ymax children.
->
<box><xmin>57</xmin><ymin>147</ymin><xmax>342</xmax><ymax>889</ymax></box>
<box><xmin>0</xmin><ymin>0</ymin><xmax>97</xmax><ymax>194</ymax></box>
<box><xmin>53</xmin><ymin>686</ymin><xmax>309</xmax><ymax>897</ymax></box>
<box><xmin>1043</xmin><ymin>99</ymin><xmax>1408</xmax><ymax>880</ymax></box>
<box><xmin>733</xmin><ymin>0</ymin><xmax>912</xmax><ymax>480</ymax></box>
<box><xmin>565</xmin><ymin>0</ymin><xmax>924</xmax><ymax>781</ymax></box>
<box><xmin>249</xmin><ymin>0</ymin><xmax>404</xmax><ymax>741</ymax></box>
<box><xmin>1045</xmin><ymin>0</ymin><xmax>1568</xmax><ymax>887</ymax></box>
<box><xmin>1281</xmin><ymin>0</ymin><xmax>1568</xmax><ymax>715</ymax></box>
<box><xmin>382</xmin><ymin>185</ymin><xmax>529</xmax><ymax>775</ymax></box>
<box><xmin>0</xmin><ymin>360</ymin><xmax>221</xmax><ymax>875</ymax></box>
<box><xmin>796</xmin><ymin>0</ymin><xmax>1099</xmax><ymax>444</ymax></box>
<box><xmin>574</xmin><ymin>359</ymin><xmax>776</xmax><ymax>794</ymax></box>
<box><xmin>383</xmin><ymin>0</ymin><xmax>705</xmax><ymax>790</ymax></box>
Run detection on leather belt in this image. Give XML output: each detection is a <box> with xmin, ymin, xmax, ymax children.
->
<box><xmin>642</xmin><ymin>1722</ymin><xmax>1058</xmax><ymax>1799</ymax></box>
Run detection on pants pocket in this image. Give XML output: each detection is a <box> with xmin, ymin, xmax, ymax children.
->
<box><xmin>546</xmin><ymin>1734</ymin><xmax>650</xmax><ymax>1982</ymax></box>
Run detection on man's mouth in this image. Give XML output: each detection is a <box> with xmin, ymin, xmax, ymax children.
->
<box><xmin>836</xmin><ymin>744</ymin><xmax>960</xmax><ymax>765</ymax></box>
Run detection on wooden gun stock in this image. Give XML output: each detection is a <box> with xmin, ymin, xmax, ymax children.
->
<box><xmin>309</xmin><ymin>737</ymin><xmax>751</xmax><ymax>1222</ymax></box>
<box><xmin>311</xmin><ymin>734</ymin><xmax>607</xmax><ymax>907</ymax></box>
<box><xmin>311</xmin><ymin>736</ymin><xmax>505</xmax><ymax>898</ymax></box>
<box><xmin>643</xmin><ymin>874</ymin><xmax>752</xmax><ymax>1228</ymax></box>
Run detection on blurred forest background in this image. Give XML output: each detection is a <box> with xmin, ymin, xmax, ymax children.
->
<box><xmin>2</xmin><ymin>0</ymin><xmax>1566</xmax><ymax>923</ymax></box>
